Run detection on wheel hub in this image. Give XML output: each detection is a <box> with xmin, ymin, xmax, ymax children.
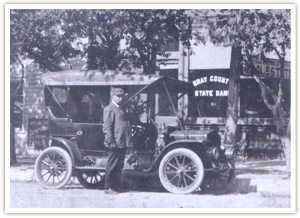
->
<box><xmin>49</xmin><ymin>164</ymin><xmax>58</xmax><ymax>174</ymax></box>
<box><xmin>177</xmin><ymin>167</ymin><xmax>186</xmax><ymax>175</ymax></box>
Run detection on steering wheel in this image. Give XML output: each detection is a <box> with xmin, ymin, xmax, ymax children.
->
<box><xmin>134</xmin><ymin>101</ymin><xmax>151</xmax><ymax>115</ymax></box>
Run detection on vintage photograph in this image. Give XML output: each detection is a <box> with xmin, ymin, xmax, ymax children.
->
<box><xmin>6</xmin><ymin>4</ymin><xmax>296</xmax><ymax>212</ymax></box>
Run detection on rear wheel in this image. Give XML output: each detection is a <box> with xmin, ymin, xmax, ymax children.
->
<box><xmin>35</xmin><ymin>147</ymin><xmax>73</xmax><ymax>189</ymax></box>
<box><xmin>159</xmin><ymin>148</ymin><xmax>205</xmax><ymax>194</ymax></box>
<box><xmin>76</xmin><ymin>170</ymin><xmax>105</xmax><ymax>189</ymax></box>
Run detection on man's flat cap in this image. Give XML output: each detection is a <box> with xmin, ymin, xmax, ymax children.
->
<box><xmin>111</xmin><ymin>88</ymin><xmax>125</xmax><ymax>96</ymax></box>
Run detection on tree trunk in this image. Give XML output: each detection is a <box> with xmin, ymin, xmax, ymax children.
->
<box><xmin>10</xmin><ymin>57</ymin><xmax>25</xmax><ymax>164</ymax></box>
<box><xmin>10</xmin><ymin>117</ymin><xmax>17</xmax><ymax>165</ymax></box>
<box><xmin>253</xmin><ymin>55</ymin><xmax>290</xmax><ymax>173</ymax></box>
<box><xmin>281</xmin><ymin>116</ymin><xmax>291</xmax><ymax>174</ymax></box>
<box><xmin>276</xmin><ymin>110</ymin><xmax>290</xmax><ymax>174</ymax></box>
<box><xmin>281</xmin><ymin>136</ymin><xmax>291</xmax><ymax>174</ymax></box>
<box><xmin>149</xmin><ymin>46</ymin><xmax>157</xmax><ymax>75</ymax></box>
<box><xmin>224</xmin><ymin>46</ymin><xmax>241</xmax><ymax>145</ymax></box>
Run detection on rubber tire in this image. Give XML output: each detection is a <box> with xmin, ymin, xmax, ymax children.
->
<box><xmin>159</xmin><ymin>148</ymin><xmax>205</xmax><ymax>194</ymax></box>
<box><xmin>35</xmin><ymin>147</ymin><xmax>73</xmax><ymax>189</ymax></box>
<box><xmin>76</xmin><ymin>170</ymin><xmax>105</xmax><ymax>189</ymax></box>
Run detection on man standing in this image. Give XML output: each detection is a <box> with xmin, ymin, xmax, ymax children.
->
<box><xmin>103</xmin><ymin>88</ymin><xmax>133</xmax><ymax>194</ymax></box>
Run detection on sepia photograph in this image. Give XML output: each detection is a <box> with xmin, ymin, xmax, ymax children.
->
<box><xmin>4</xmin><ymin>2</ymin><xmax>296</xmax><ymax>213</ymax></box>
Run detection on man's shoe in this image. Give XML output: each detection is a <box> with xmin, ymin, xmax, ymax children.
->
<box><xmin>104</xmin><ymin>189</ymin><xmax>119</xmax><ymax>195</ymax></box>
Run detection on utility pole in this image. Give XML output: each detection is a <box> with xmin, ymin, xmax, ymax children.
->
<box><xmin>178</xmin><ymin>41</ymin><xmax>189</xmax><ymax>120</ymax></box>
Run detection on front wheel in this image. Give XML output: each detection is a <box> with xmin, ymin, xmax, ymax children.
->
<box><xmin>159</xmin><ymin>148</ymin><xmax>205</xmax><ymax>194</ymax></box>
<box><xmin>35</xmin><ymin>147</ymin><xmax>73</xmax><ymax>189</ymax></box>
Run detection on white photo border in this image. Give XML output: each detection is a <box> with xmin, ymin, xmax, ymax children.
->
<box><xmin>3</xmin><ymin>1</ymin><xmax>297</xmax><ymax>214</ymax></box>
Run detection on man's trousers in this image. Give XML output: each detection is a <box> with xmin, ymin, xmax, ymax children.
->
<box><xmin>104</xmin><ymin>148</ymin><xmax>126</xmax><ymax>190</ymax></box>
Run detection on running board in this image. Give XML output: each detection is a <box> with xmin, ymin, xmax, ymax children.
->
<box><xmin>75</xmin><ymin>166</ymin><xmax>106</xmax><ymax>171</ymax></box>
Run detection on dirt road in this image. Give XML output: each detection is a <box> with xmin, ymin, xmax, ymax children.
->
<box><xmin>9</xmin><ymin>181</ymin><xmax>290</xmax><ymax>209</ymax></box>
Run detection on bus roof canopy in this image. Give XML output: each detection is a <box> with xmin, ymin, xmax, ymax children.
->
<box><xmin>41</xmin><ymin>70</ymin><xmax>193</xmax><ymax>93</ymax></box>
<box><xmin>41</xmin><ymin>70</ymin><xmax>160</xmax><ymax>86</ymax></box>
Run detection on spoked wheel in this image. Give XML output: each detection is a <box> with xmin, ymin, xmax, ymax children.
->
<box><xmin>35</xmin><ymin>147</ymin><xmax>73</xmax><ymax>189</ymax></box>
<box><xmin>76</xmin><ymin>170</ymin><xmax>105</xmax><ymax>189</ymax></box>
<box><xmin>201</xmin><ymin>161</ymin><xmax>235</xmax><ymax>194</ymax></box>
<box><xmin>159</xmin><ymin>148</ymin><xmax>205</xmax><ymax>194</ymax></box>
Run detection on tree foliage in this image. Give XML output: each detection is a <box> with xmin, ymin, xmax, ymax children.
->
<box><xmin>125</xmin><ymin>9</ymin><xmax>192</xmax><ymax>74</ymax></box>
<box><xmin>62</xmin><ymin>10</ymin><xmax>130</xmax><ymax>70</ymax></box>
<box><xmin>10</xmin><ymin>9</ymin><xmax>80</xmax><ymax>71</ymax></box>
<box><xmin>207</xmin><ymin>9</ymin><xmax>291</xmax><ymax>56</ymax></box>
<box><xmin>11</xmin><ymin>9</ymin><xmax>192</xmax><ymax>74</ymax></box>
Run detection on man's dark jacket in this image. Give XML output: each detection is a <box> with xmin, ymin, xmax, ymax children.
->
<box><xmin>103</xmin><ymin>103</ymin><xmax>133</xmax><ymax>148</ymax></box>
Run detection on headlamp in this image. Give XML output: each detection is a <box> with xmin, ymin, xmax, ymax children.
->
<box><xmin>224</xmin><ymin>147</ymin><xmax>235</xmax><ymax>159</ymax></box>
<box><xmin>206</xmin><ymin>146</ymin><xmax>220</xmax><ymax>160</ymax></box>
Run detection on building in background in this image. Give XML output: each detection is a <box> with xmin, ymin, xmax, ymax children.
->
<box><xmin>10</xmin><ymin>58</ymin><xmax>86</xmax><ymax>155</ymax></box>
<box><xmin>157</xmin><ymin>40</ymin><xmax>290</xmax><ymax>158</ymax></box>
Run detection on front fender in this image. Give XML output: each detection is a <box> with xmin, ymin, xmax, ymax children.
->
<box><xmin>145</xmin><ymin>140</ymin><xmax>210</xmax><ymax>172</ymax></box>
<box><xmin>48</xmin><ymin>137</ymin><xmax>82</xmax><ymax>166</ymax></box>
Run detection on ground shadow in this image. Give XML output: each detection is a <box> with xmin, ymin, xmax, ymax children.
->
<box><xmin>120</xmin><ymin>170</ymin><xmax>258</xmax><ymax>195</ymax></box>
<box><xmin>224</xmin><ymin>178</ymin><xmax>257</xmax><ymax>194</ymax></box>
<box><xmin>121</xmin><ymin>170</ymin><xmax>165</xmax><ymax>193</ymax></box>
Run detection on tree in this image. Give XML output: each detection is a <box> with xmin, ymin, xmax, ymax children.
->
<box><xmin>11</xmin><ymin>10</ymin><xmax>80</xmax><ymax>71</ymax></box>
<box><xmin>204</xmin><ymin>9</ymin><xmax>291</xmax><ymax>171</ymax></box>
<box><xmin>62</xmin><ymin>9</ymin><xmax>192</xmax><ymax>74</ymax></box>
<box><xmin>10</xmin><ymin>9</ymin><xmax>80</xmax><ymax>163</ymax></box>
<box><xmin>124</xmin><ymin>9</ymin><xmax>192</xmax><ymax>74</ymax></box>
<box><xmin>62</xmin><ymin>9</ymin><xmax>130</xmax><ymax>70</ymax></box>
